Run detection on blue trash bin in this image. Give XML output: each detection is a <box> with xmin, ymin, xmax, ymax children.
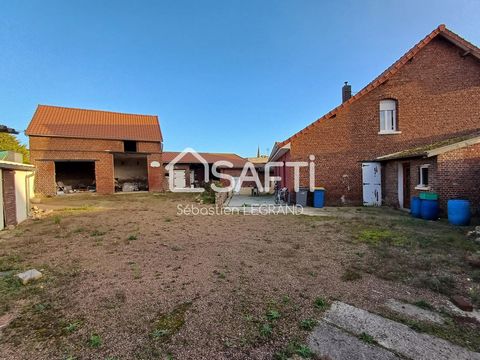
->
<box><xmin>448</xmin><ymin>199</ymin><xmax>471</xmax><ymax>226</ymax></box>
<box><xmin>313</xmin><ymin>188</ymin><xmax>325</xmax><ymax>208</ymax></box>
<box><xmin>411</xmin><ymin>197</ymin><xmax>422</xmax><ymax>218</ymax></box>
<box><xmin>420</xmin><ymin>199</ymin><xmax>439</xmax><ymax>221</ymax></box>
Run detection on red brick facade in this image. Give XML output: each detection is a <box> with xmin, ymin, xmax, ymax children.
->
<box><xmin>30</xmin><ymin>136</ymin><xmax>164</xmax><ymax>196</ymax></box>
<box><xmin>283</xmin><ymin>35</ymin><xmax>480</xmax><ymax>206</ymax></box>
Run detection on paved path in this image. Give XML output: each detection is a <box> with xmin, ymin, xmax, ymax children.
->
<box><xmin>309</xmin><ymin>301</ymin><xmax>480</xmax><ymax>360</ymax></box>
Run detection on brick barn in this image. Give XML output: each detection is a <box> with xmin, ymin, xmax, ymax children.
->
<box><xmin>26</xmin><ymin>105</ymin><xmax>164</xmax><ymax>196</ymax></box>
<box><xmin>269</xmin><ymin>25</ymin><xmax>480</xmax><ymax>212</ymax></box>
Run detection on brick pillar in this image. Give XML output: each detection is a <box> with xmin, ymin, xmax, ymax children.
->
<box><xmin>147</xmin><ymin>154</ymin><xmax>164</xmax><ymax>192</ymax></box>
<box><xmin>95</xmin><ymin>155</ymin><xmax>115</xmax><ymax>194</ymax></box>
<box><xmin>34</xmin><ymin>160</ymin><xmax>56</xmax><ymax>196</ymax></box>
<box><xmin>3</xmin><ymin>170</ymin><xmax>17</xmax><ymax>226</ymax></box>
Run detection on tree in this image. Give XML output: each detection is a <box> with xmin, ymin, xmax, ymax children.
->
<box><xmin>0</xmin><ymin>133</ymin><xmax>29</xmax><ymax>163</ymax></box>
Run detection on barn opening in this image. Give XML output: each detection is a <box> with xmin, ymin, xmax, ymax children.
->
<box><xmin>114</xmin><ymin>153</ymin><xmax>148</xmax><ymax>192</ymax></box>
<box><xmin>55</xmin><ymin>161</ymin><xmax>96</xmax><ymax>194</ymax></box>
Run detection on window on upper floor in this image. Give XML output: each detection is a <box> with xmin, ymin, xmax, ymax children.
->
<box><xmin>124</xmin><ymin>140</ymin><xmax>137</xmax><ymax>152</ymax></box>
<box><xmin>379</xmin><ymin>99</ymin><xmax>398</xmax><ymax>134</ymax></box>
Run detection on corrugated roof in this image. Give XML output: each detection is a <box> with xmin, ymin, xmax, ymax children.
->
<box><xmin>375</xmin><ymin>132</ymin><xmax>480</xmax><ymax>161</ymax></box>
<box><xmin>26</xmin><ymin>105</ymin><xmax>162</xmax><ymax>142</ymax></box>
<box><xmin>275</xmin><ymin>25</ymin><xmax>480</xmax><ymax>149</ymax></box>
<box><xmin>162</xmin><ymin>151</ymin><xmax>247</xmax><ymax>168</ymax></box>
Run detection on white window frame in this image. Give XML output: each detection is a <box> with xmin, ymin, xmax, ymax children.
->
<box><xmin>415</xmin><ymin>164</ymin><xmax>430</xmax><ymax>190</ymax></box>
<box><xmin>379</xmin><ymin>99</ymin><xmax>401</xmax><ymax>134</ymax></box>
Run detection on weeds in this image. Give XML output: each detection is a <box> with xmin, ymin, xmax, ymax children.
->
<box><xmin>151</xmin><ymin>302</ymin><xmax>191</xmax><ymax>343</ymax></box>
<box><xmin>413</xmin><ymin>300</ymin><xmax>434</xmax><ymax>311</ymax></box>
<box><xmin>299</xmin><ymin>318</ymin><xmax>317</xmax><ymax>331</ymax></box>
<box><xmin>266</xmin><ymin>309</ymin><xmax>281</xmax><ymax>321</ymax></box>
<box><xmin>358</xmin><ymin>332</ymin><xmax>377</xmax><ymax>344</ymax></box>
<box><xmin>274</xmin><ymin>341</ymin><xmax>314</xmax><ymax>359</ymax></box>
<box><xmin>127</xmin><ymin>234</ymin><xmax>137</xmax><ymax>241</ymax></box>
<box><xmin>259</xmin><ymin>323</ymin><xmax>273</xmax><ymax>337</ymax></box>
<box><xmin>313</xmin><ymin>297</ymin><xmax>328</xmax><ymax>311</ymax></box>
<box><xmin>88</xmin><ymin>333</ymin><xmax>102</xmax><ymax>348</ymax></box>
<box><xmin>90</xmin><ymin>230</ymin><xmax>106</xmax><ymax>237</ymax></box>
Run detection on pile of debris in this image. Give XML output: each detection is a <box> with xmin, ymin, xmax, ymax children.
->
<box><xmin>30</xmin><ymin>206</ymin><xmax>53</xmax><ymax>220</ymax></box>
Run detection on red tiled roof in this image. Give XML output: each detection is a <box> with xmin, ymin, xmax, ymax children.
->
<box><xmin>276</xmin><ymin>25</ymin><xmax>480</xmax><ymax>148</ymax></box>
<box><xmin>26</xmin><ymin>105</ymin><xmax>162</xmax><ymax>142</ymax></box>
<box><xmin>162</xmin><ymin>151</ymin><xmax>247</xmax><ymax>168</ymax></box>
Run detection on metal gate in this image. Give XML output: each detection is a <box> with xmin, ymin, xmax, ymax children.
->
<box><xmin>362</xmin><ymin>162</ymin><xmax>382</xmax><ymax>206</ymax></box>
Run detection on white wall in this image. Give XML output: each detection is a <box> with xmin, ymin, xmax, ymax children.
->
<box><xmin>114</xmin><ymin>158</ymin><xmax>148</xmax><ymax>180</ymax></box>
<box><xmin>14</xmin><ymin>170</ymin><xmax>34</xmax><ymax>224</ymax></box>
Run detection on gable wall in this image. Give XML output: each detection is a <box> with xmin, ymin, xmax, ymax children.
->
<box><xmin>291</xmin><ymin>36</ymin><xmax>480</xmax><ymax>205</ymax></box>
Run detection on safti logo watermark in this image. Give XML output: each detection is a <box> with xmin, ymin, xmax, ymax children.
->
<box><xmin>165</xmin><ymin>148</ymin><xmax>316</xmax><ymax>193</ymax></box>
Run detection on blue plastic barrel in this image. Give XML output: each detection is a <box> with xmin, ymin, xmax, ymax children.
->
<box><xmin>448</xmin><ymin>199</ymin><xmax>471</xmax><ymax>226</ymax></box>
<box><xmin>420</xmin><ymin>199</ymin><xmax>439</xmax><ymax>221</ymax></box>
<box><xmin>313</xmin><ymin>188</ymin><xmax>325</xmax><ymax>208</ymax></box>
<box><xmin>411</xmin><ymin>197</ymin><xmax>422</xmax><ymax>218</ymax></box>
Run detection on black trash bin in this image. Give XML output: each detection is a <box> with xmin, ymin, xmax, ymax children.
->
<box><xmin>296</xmin><ymin>187</ymin><xmax>308</xmax><ymax>207</ymax></box>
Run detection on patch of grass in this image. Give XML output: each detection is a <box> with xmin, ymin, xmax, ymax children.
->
<box><xmin>259</xmin><ymin>323</ymin><xmax>273</xmax><ymax>337</ymax></box>
<box><xmin>469</xmin><ymin>288</ymin><xmax>480</xmax><ymax>307</ymax></box>
<box><xmin>357</xmin><ymin>228</ymin><xmax>408</xmax><ymax>247</ymax></box>
<box><xmin>341</xmin><ymin>268</ymin><xmax>362</xmax><ymax>282</ymax></box>
<box><xmin>0</xmin><ymin>274</ymin><xmax>24</xmax><ymax>316</ymax></box>
<box><xmin>313</xmin><ymin>297</ymin><xmax>328</xmax><ymax>311</ymax></box>
<box><xmin>0</xmin><ymin>254</ymin><xmax>22</xmax><ymax>272</ymax></box>
<box><xmin>72</xmin><ymin>227</ymin><xmax>85</xmax><ymax>233</ymax></box>
<box><xmin>266</xmin><ymin>309</ymin><xmax>281</xmax><ymax>321</ymax></box>
<box><xmin>416</xmin><ymin>274</ymin><xmax>455</xmax><ymax>296</ymax></box>
<box><xmin>164</xmin><ymin>218</ymin><xmax>172</xmax><ymax>223</ymax></box>
<box><xmin>471</xmin><ymin>270</ymin><xmax>480</xmax><ymax>283</ymax></box>
<box><xmin>213</xmin><ymin>270</ymin><xmax>226</xmax><ymax>279</ymax></box>
<box><xmin>385</xmin><ymin>311</ymin><xmax>480</xmax><ymax>352</ymax></box>
<box><xmin>127</xmin><ymin>234</ymin><xmax>137</xmax><ymax>241</ymax></box>
<box><xmin>90</xmin><ymin>229</ymin><xmax>106</xmax><ymax>237</ymax></box>
<box><xmin>413</xmin><ymin>300</ymin><xmax>434</xmax><ymax>311</ymax></box>
<box><xmin>65</xmin><ymin>321</ymin><xmax>81</xmax><ymax>333</ymax></box>
<box><xmin>274</xmin><ymin>341</ymin><xmax>314</xmax><ymax>359</ymax></box>
<box><xmin>358</xmin><ymin>332</ymin><xmax>377</xmax><ymax>344</ymax></box>
<box><xmin>151</xmin><ymin>302</ymin><xmax>191</xmax><ymax>343</ymax></box>
<box><xmin>88</xmin><ymin>333</ymin><xmax>102</xmax><ymax>348</ymax></box>
<box><xmin>299</xmin><ymin>318</ymin><xmax>317</xmax><ymax>331</ymax></box>
<box><xmin>52</xmin><ymin>216</ymin><xmax>61</xmax><ymax>224</ymax></box>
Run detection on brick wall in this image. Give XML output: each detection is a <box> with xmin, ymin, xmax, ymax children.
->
<box><xmin>436</xmin><ymin>143</ymin><xmax>480</xmax><ymax>212</ymax></box>
<box><xmin>2</xmin><ymin>169</ymin><xmax>17</xmax><ymax>226</ymax></box>
<box><xmin>30</xmin><ymin>136</ymin><xmax>162</xmax><ymax>195</ymax></box>
<box><xmin>383</xmin><ymin>158</ymin><xmax>437</xmax><ymax>208</ymax></box>
<box><xmin>289</xmin><ymin>37</ymin><xmax>480</xmax><ymax>205</ymax></box>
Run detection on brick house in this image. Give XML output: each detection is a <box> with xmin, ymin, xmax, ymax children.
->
<box><xmin>26</xmin><ymin>105</ymin><xmax>164</xmax><ymax>196</ymax></box>
<box><xmin>269</xmin><ymin>25</ymin><xmax>480</xmax><ymax>212</ymax></box>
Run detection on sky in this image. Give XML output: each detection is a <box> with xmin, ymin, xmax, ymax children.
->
<box><xmin>1</xmin><ymin>0</ymin><xmax>479</xmax><ymax>157</ymax></box>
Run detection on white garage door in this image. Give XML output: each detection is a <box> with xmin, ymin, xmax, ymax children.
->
<box><xmin>173</xmin><ymin>170</ymin><xmax>186</xmax><ymax>189</ymax></box>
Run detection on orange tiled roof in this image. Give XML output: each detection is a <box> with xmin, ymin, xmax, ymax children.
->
<box><xmin>26</xmin><ymin>105</ymin><xmax>162</xmax><ymax>142</ymax></box>
<box><xmin>277</xmin><ymin>25</ymin><xmax>480</xmax><ymax>148</ymax></box>
<box><xmin>162</xmin><ymin>151</ymin><xmax>247</xmax><ymax>168</ymax></box>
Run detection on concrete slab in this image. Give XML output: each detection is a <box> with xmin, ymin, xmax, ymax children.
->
<box><xmin>226</xmin><ymin>194</ymin><xmax>276</xmax><ymax>207</ymax></box>
<box><xmin>324</xmin><ymin>301</ymin><xmax>480</xmax><ymax>360</ymax></box>
<box><xmin>16</xmin><ymin>269</ymin><xmax>42</xmax><ymax>285</ymax></box>
<box><xmin>385</xmin><ymin>299</ymin><xmax>445</xmax><ymax>324</ymax></box>
<box><xmin>308</xmin><ymin>321</ymin><xmax>401</xmax><ymax>360</ymax></box>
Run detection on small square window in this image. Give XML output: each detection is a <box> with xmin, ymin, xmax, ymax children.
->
<box><xmin>124</xmin><ymin>141</ymin><xmax>137</xmax><ymax>152</ymax></box>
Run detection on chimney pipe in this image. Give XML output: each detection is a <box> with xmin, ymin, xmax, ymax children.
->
<box><xmin>342</xmin><ymin>81</ymin><xmax>352</xmax><ymax>103</ymax></box>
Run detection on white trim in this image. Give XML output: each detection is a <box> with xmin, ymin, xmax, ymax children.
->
<box><xmin>417</xmin><ymin>164</ymin><xmax>430</xmax><ymax>189</ymax></box>
<box><xmin>378</xmin><ymin>130</ymin><xmax>402</xmax><ymax>135</ymax></box>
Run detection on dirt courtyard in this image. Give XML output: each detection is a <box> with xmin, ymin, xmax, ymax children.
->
<box><xmin>0</xmin><ymin>193</ymin><xmax>479</xmax><ymax>359</ymax></box>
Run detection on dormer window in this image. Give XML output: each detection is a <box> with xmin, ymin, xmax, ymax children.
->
<box><xmin>379</xmin><ymin>100</ymin><xmax>399</xmax><ymax>134</ymax></box>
